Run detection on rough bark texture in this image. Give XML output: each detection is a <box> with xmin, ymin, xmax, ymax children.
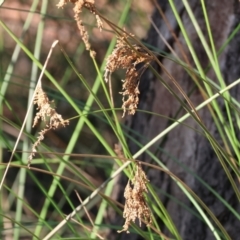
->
<box><xmin>107</xmin><ymin>1</ymin><xmax>240</xmax><ymax>239</ymax></box>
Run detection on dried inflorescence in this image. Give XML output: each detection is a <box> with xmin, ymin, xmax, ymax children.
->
<box><xmin>57</xmin><ymin>0</ymin><xmax>103</xmax><ymax>57</ymax></box>
<box><xmin>118</xmin><ymin>162</ymin><xmax>152</xmax><ymax>233</ymax></box>
<box><xmin>104</xmin><ymin>34</ymin><xmax>153</xmax><ymax>117</ymax></box>
<box><xmin>28</xmin><ymin>86</ymin><xmax>69</xmax><ymax>167</ymax></box>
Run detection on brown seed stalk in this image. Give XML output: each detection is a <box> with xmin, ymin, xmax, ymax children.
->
<box><xmin>104</xmin><ymin>34</ymin><xmax>153</xmax><ymax>117</ymax></box>
<box><xmin>57</xmin><ymin>0</ymin><xmax>103</xmax><ymax>57</ymax></box>
<box><xmin>118</xmin><ymin>162</ymin><xmax>152</xmax><ymax>233</ymax></box>
<box><xmin>28</xmin><ymin>86</ymin><xmax>69</xmax><ymax>167</ymax></box>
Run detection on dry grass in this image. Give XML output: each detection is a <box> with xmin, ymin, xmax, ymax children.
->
<box><xmin>28</xmin><ymin>85</ymin><xmax>69</xmax><ymax>167</ymax></box>
<box><xmin>57</xmin><ymin>0</ymin><xmax>103</xmax><ymax>57</ymax></box>
<box><xmin>104</xmin><ymin>33</ymin><xmax>153</xmax><ymax>116</ymax></box>
<box><xmin>118</xmin><ymin>162</ymin><xmax>151</xmax><ymax>233</ymax></box>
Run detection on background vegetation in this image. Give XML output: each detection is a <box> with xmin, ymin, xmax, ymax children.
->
<box><xmin>0</xmin><ymin>0</ymin><xmax>239</xmax><ymax>240</ymax></box>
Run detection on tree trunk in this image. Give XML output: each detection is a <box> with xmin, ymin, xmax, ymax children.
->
<box><xmin>108</xmin><ymin>1</ymin><xmax>240</xmax><ymax>239</ymax></box>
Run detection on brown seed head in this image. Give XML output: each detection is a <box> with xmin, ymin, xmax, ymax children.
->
<box><xmin>57</xmin><ymin>0</ymin><xmax>103</xmax><ymax>55</ymax></box>
<box><xmin>118</xmin><ymin>162</ymin><xmax>152</xmax><ymax>233</ymax></box>
<box><xmin>28</xmin><ymin>86</ymin><xmax>69</xmax><ymax>168</ymax></box>
<box><xmin>104</xmin><ymin>34</ymin><xmax>153</xmax><ymax>117</ymax></box>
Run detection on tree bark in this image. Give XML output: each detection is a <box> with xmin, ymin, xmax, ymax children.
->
<box><xmin>108</xmin><ymin>1</ymin><xmax>240</xmax><ymax>239</ymax></box>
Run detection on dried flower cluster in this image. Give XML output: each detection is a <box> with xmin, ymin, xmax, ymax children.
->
<box><xmin>28</xmin><ymin>86</ymin><xmax>69</xmax><ymax>167</ymax></box>
<box><xmin>104</xmin><ymin>34</ymin><xmax>153</xmax><ymax>117</ymax></box>
<box><xmin>118</xmin><ymin>162</ymin><xmax>152</xmax><ymax>233</ymax></box>
<box><xmin>57</xmin><ymin>0</ymin><xmax>103</xmax><ymax>57</ymax></box>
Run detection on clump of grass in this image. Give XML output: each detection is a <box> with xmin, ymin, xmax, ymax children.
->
<box><xmin>118</xmin><ymin>162</ymin><xmax>152</xmax><ymax>233</ymax></box>
<box><xmin>57</xmin><ymin>1</ymin><xmax>154</xmax><ymax>232</ymax></box>
<box><xmin>104</xmin><ymin>33</ymin><xmax>153</xmax><ymax>117</ymax></box>
<box><xmin>1</xmin><ymin>1</ymin><xmax>238</xmax><ymax>239</ymax></box>
<box><xmin>57</xmin><ymin>0</ymin><xmax>154</xmax><ymax>117</ymax></box>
